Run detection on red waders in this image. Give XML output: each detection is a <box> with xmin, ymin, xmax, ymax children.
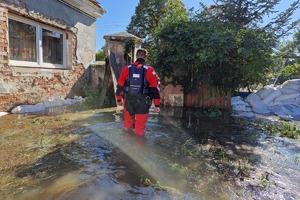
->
<box><xmin>123</xmin><ymin>93</ymin><xmax>151</xmax><ymax>136</ymax></box>
<box><xmin>123</xmin><ymin>102</ymin><xmax>149</xmax><ymax>136</ymax></box>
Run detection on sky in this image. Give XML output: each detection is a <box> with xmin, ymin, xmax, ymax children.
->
<box><xmin>95</xmin><ymin>0</ymin><xmax>300</xmax><ymax>52</ymax></box>
<box><xmin>95</xmin><ymin>0</ymin><xmax>213</xmax><ymax>51</ymax></box>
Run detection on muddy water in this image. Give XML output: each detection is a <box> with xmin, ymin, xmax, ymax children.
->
<box><xmin>0</xmin><ymin>106</ymin><xmax>299</xmax><ymax>200</ymax></box>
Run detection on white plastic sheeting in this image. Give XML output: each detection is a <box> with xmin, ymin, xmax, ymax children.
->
<box><xmin>11</xmin><ymin>96</ymin><xmax>85</xmax><ymax>114</ymax></box>
<box><xmin>232</xmin><ymin>79</ymin><xmax>300</xmax><ymax>120</ymax></box>
<box><xmin>0</xmin><ymin>112</ymin><xmax>8</xmax><ymax>117</ymax></box>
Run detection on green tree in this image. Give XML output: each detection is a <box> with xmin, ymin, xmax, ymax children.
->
<box><xmin>95</xmin><ymin>45</ymin><xmax>106</xmax><ymax>61</ymax></box>
<box><xmin>274</xmin><ymin>29</ymin><xmax>300</xmax><ymax>83</ymax></box>
<box><xmin>126</xmin><ymin>0</ymin><xmax>188</xmax><ymax>64</ymax></box>
<box><xmin>278</xmin><ymin>28</ymin><xmax>300</xmax><ymax>57</ymax></box>
<box><xmin>199</xmin><ymin>0</ymin><xmax>300</xmax><ymax>37</ymax></box>
<box><xmin>156</xmin><ymin>0</ymin><xmax>300</xmax><ymax>97</ymax></box>
<box><xmin>157</xmin><ymin>21</ymin><xmax>274</xmax><ymax>92</ymax></box>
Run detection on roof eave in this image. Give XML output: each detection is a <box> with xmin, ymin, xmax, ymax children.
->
<box><xmin>59</xmin><ymin>0</ymin><xmax>105</xmax><ymax>19</ymax></box>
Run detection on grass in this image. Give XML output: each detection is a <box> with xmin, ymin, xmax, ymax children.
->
<box><xmin>0</xmin><ymin>113</ymin><xmax>84</xmax><ymax>197</ymax></box>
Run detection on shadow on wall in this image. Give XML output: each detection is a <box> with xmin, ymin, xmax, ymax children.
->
<box><xmin>109</xmin><ymin>52</ymin><xmax>120</xmax><ymax>81</ymax></box>
<box><xmin>66</xmin><ymin>61</ymin><xmax>115</xmax><ymax>108</ymax></box>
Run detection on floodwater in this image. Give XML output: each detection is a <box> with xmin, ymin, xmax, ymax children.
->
<box><xmin>0</xmin><ymin>106</ymin><xmax>299</xmax><ymax>200</ymax></box>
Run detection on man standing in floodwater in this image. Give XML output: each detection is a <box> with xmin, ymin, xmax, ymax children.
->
<box><xmin>115</xmin><ymin>48</ymin><xmax>160</xmax><ymax>136</ymax></box>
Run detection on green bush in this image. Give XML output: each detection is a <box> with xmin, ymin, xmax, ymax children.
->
<box><xmin>82</xmin><ymin>86</ymin><xmax>102</xmax><ymax>109</ymax></box>
<box><xmin>204</xmin><ymin>107</ymin><xmax>222</xmax><ymax>118</ymax></box>
<box><xmin>277</xmin><ymin>62</ymin><xmax>300</xmax><ymax>84</ymax></box>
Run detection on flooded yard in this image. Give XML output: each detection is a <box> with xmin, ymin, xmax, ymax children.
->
<box><xmin>0</xmin><ymin>106</ymin><xmax>299</xmax><ymax>200</ymax></box>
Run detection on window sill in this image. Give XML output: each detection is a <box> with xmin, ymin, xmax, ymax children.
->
<box><xmin>9</xmin><ymin>61</ymin><xmax>67</xmax><ymax>69</ymax></box>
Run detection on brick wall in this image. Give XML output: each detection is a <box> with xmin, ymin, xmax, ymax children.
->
<box><xmin>0</xmin><ymin>7</ymin><xmax>12</xmax><ymax>111</ymax></box>
<box><xmin>0</xmin><ymin>7</ymin><xmax>8</xmax><ymax>67</ymax></box>
<box><xmin>0</xmin><ymin>64</ymin><xmax>87</xmax><ymax>111</ymax></box>
<box><xmin>0</xmin><ymin>7</ymin><xmax>88</xmax><ymax>112</ymax></box>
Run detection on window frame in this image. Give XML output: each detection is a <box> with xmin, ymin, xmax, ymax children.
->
<box><xmin>8</xmin><ymin>14</ymin><xmax>67</xmax><ymax>69</ymax></box>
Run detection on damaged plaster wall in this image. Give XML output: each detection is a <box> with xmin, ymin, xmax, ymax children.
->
<box><xmin>0</xmin><ymin>0</ymin><xmax>100</xmax><ymax>111</ymax></box>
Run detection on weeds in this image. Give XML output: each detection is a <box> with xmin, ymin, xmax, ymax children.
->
<box><xmin>258</xmin><ymin>171</ymin><xmax>271</xmax><ymax>189</ymax></box>
<box><xmin>194</xmin><ymin>110</ymin><xmax>203</xmax><ymax>118</ymax></box>
<box><xmin>278</xmin><ymin>122</ymin><xmax>299</xmax><ymax>139</ymax></box>
<box><xmin>181</xmin><ymin>138</ymin><xmax>202</xmax><ymax>157</ymax></box>
<box><xmin>82</xmin><ymin>86</ymin><xmax>102</xmax><ymax>109</ymax></box>
<box><xmin>204</xmin><ymin>107</ymin><xmax>222</xmax><ymax>118</ymax></box>
<box><xmin>190</xmin><ymin>107</ymin><xmax>222</xmax><ymax>119</ymax></box>
<box><xmin>254</xmin><ymin>120</ymin><xmax>299</xmax><ymax>139</ymax></box>
<box><xmin>32</xmin><ymin>118</ymin><xmax>46</xmax><ymax>124</ymax></box>
<box><xmin>219</xmin><ymin>149</ymin><xmax>226</xmax><ymax>160</ymax></box>
<box><xmin>237</xmin><ymin>158</ymin><xmax>251</xmax><ymax>180</ymax></box>
<box><xmin>81</xmin><ymin>86</ymin><xmax>115</xmax><ymax>109</ymax></box>
<box><xmin>294</xmin><ymin>156</ymin><xmax>299</xmax><ymax>164</ymax></box>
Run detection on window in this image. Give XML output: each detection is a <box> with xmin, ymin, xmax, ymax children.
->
<box><xmin>42</xmin><ymin>29</ymin><xmax>64</xmax><ymax>65</ymax></box>
<box><xmin>8</xmin><ymin>15</ymin><xmax>67</xmax><ymax>68</ymax></box>
<box><xmin>9</xmin><ymin>19</ymin><xmax>37</xmax><ymax>62</ymax></box>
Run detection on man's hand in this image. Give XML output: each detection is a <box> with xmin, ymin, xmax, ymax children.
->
<box><xmin>116</xmin><ymin>100</ymin><xmax>123</xmax><ymax>106</ymax></box>
<box><xmin>153</xmin><ymin>107</ymin><xmax>160</xmax><ymax>113</ymax></box>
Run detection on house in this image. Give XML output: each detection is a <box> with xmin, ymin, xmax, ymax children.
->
<box><xmin>0</xmin><ymin>0</ymin><xmax>105</xmax><ymax>111</ymax></box>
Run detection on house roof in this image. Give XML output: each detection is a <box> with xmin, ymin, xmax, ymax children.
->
<box><xmin>0</xmin><ymin>0</ymin><xmax>105</xmax><ymax>28</ymax></box>
<box><xmin>89</xmin><ymin>0</ymin><xmax>102</xmax><ymax>8</ymax></box>
<box><xmin>61</xmin><ymin>0</ymin><xmax>105</xmax><ymax>18</ymax></box>
<box><xmin>103</xmin><ymin>32</ymin><xmax>142</xmax><ymax>41</ymax></box>
<box><xmin>88</xmin><ymin>0</ymin><xmax>106</xmax><ymax>13</ymax></box>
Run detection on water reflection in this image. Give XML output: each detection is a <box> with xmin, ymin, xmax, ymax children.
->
<box><xmin>0</xmin><ymin>106</ymin><xmax>299</xmax><ymax>200</ymax></box>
